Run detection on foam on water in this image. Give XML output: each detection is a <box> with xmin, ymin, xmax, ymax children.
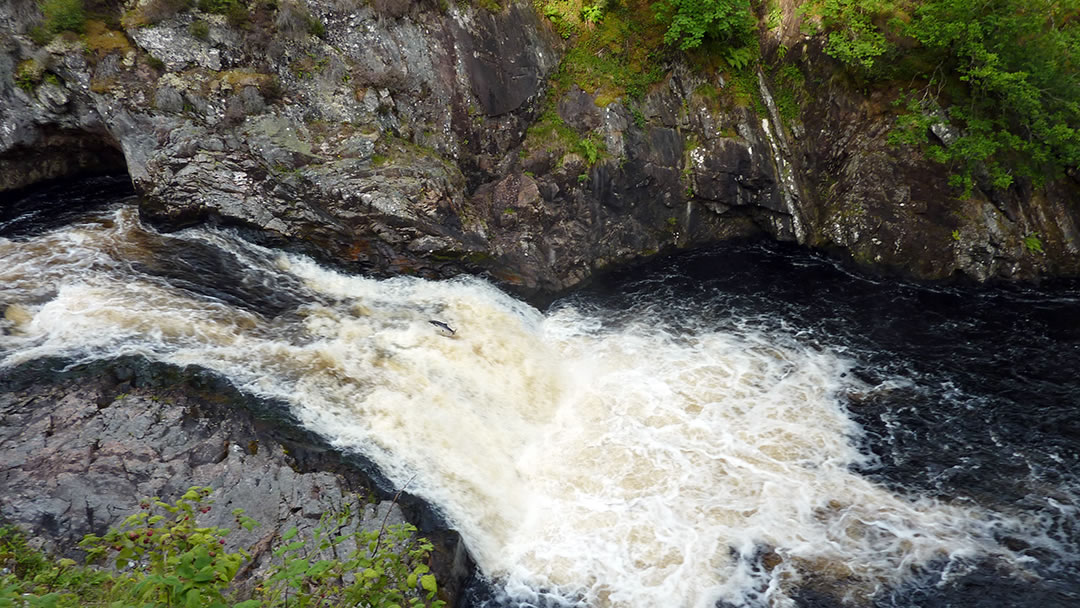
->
<box><xmin>0</xmin><ymin>208</ymin><xmax>1034</xmax><ymax>606</ymax></box>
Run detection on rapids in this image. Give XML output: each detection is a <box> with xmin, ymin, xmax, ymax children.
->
<box><xmin>1</xmin><ymin>179</ymin><xmax>1078</xmax><ymax>607</ymax></box>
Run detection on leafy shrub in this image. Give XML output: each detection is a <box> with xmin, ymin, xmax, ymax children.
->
<box><xmin>39</xmin><ymin>0</ymin><xmax>86</xmax><ymax>36</ymax></box>
<box><xmin>578</xmin><ymin>134</ymin><xmax>603</xmax><ymax>165</ymax></box>
<box><xmin>1</xmin><ymin>526</ymin><xmax>110</xmax><ymax>606</ymax></box>
<box><xmin>79</xmin><ymin>487</ymin><xmax>255</xmax><ymax>607</ymax></box>
<box><xmin>652</xmin><ymin>0</ymin><xmax>752</xmax><ymax>50</ymax></box>
<box><xmin>580</xmin><ymin>2</ymin><xmax>603</xmax><ymax>25</ymax></box>
<box><xmin>811</xmin><ymin>0</ymin><xmax>1080</xmax><ymax>194</ymax></box>
<box><xmin>0</xmin><ymin>487</ymin><xmax>444</xmax><ymax>608</ymax></box>
<box><xmin>256</xmin><ymin>511</ymin><xmax>443</xmax><ymax>608</ymax></box>
<box><xmin>724</xmin><ymin>45</ymin><xmax>751</xmax><ymax>70</ymax></box>
<box><xmin>817</xmin><ymin>0</ymin><xmax>894</xmax><ymax>70</ymax></box>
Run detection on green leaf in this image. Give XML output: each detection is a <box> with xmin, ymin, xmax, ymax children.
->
<box><xmin>420</xmin><ymin>574</ymin><xmax>437</xmax><ymax>593</ymax></box>
<box><xmin>30</xmin><ymin>593</ymin><xmax>61</xmax><ymax>608</ymax></box>
<box><xmin>307</xmin><ymin>560</ymin><xmax>335</xmax><ymax>577</ymax></box>
<box><xmin>193</xmin><ymin>566</ymin><xmax>217</xmax><ymax>583</ymax></box>
<box><xmin>176</xmin><ymin>564</ymin><xmax>195</xmax><ymax>580</ymax></box>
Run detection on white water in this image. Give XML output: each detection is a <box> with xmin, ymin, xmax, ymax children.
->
<box><xmin>1</xmin><ymin>208</ymin><xmax>1020</xmax><ymax>606</ymax></box>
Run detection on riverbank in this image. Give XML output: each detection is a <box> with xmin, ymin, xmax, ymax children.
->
<box><xmin>0</xmin><ymin>355</ymin><xmax>472</xmax><ymax>605</ymax></box>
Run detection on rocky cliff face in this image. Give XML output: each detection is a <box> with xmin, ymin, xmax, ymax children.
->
<box><xmin>2</xmin><ymin>0</ymin><xmax>1078</xmax><ymax>297</ymax></box>
<box><xmin>783</xmin><ymin>38</ymin><xmax>1080</xmax><ymax>283</ymax></box>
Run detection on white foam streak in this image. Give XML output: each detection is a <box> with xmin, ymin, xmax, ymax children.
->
<box><xmin>0</xmin><ymin>211</ymin><xmax>1019</xmax><ymax>607</ymax></box>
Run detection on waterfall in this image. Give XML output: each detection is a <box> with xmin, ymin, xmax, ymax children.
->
<box><xmin>1</xmin><ymin>203</ymin><xmax>1073</xmax><ymax>607</ymax></box>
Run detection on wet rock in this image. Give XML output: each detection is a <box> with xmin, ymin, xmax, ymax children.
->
<box><xmin>558</xmin><ymin>86</ymin><xmax>603</xmax><ymax>131</ymax></box>
<box><xmin>691</xmin><ymin>136</ymin><xmax>780</xmax><ymax>212</ymax></box>
<box><xmin>451</xmin><ymin>2</ymin><xmax>554</xmax><ymax>116</ymax></box>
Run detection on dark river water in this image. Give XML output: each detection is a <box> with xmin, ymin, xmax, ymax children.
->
<box><xmin>565</xmin><ymin>245</ymin><xmax>1080</xmax><ymax>608</ymax></box>
<box><xmin>2</xmin><ymin>176</ymin><xmax>1078</xmax><ymax>607</ymax></box>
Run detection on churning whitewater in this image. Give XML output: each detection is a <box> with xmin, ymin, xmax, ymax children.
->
<box><xmin>0</xmin><ymin>205</ymin><xmax>1039</xmax><ymax>606</ymax></box>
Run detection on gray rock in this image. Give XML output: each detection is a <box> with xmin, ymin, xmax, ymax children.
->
<box><xmin>450</xmin><ymin>2</ymin><xmax>555</xmax><ymax>116</ymax></box>
<box><xmin>130</xmin><ymin>25</ymin><xmax>222</xmax><ymax>72</ymax></box>
<box><xmin>154</xmin><ymin>85</ymin><xmax>185</xmax><ymax>113</ymax></box>
<box><xmin>558</xmin><ymin>86</ymin><xmax>602</xmax><ymax>131</ymax></box>
<box><xmin>238</xmin><ymin>85</ymin><xmax>265</xmax><ymax>115</ymax></box>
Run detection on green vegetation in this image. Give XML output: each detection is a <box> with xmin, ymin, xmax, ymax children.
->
<box><xmin>815</xmin><ymin>0</ymin><xmax>893</xmax><ymax>71</ymax></box>
<box><xmin>464</xmin><ymin>0</ymin><xmax>503</xmax><ymax>12</ymax></box>
<box><xmin>145</xmin><ymin>54</ymin><xmax>166</xmax><ymax>71</ymax></box>
<box><xmin>37</xmin><ymin>0</ymin><xmax>86</xmax><ymax>38</ymax></box>
<box><xmin>729</xmin><ymin>68</ymin><xmax>764</xmax><ymax>114</ymax></box>
<box><xmin>522</xmin><ymin>105</ymin><xmax>580</xmax><ymax>158</ymax></box>
<box><xmin>198</xmin><ymin>0</ymin><xmax>250</xmax><ymax>28</ymax></box>
<box><xmin>307</xmin><ymin>14</ymin><xmax>325</xmax><ymax>37</ymax></box>
<box><xmin>806</xmin><ymin>0</ymin><xmax>1080</xmax><ymax>194</ymax></box>
<box><xmin>190</xmin><ymin>18</ymin><xmax>210</xmax><ymax>39</ymax></box>
<box><xmin>773</xmin><ymin>63</ymin><xmax>805</xmax><ymax>122</ymax></box>
<box><xmin>579</xmin><ymin>133</ymin><xmax>603</xmax><ymax>164</ymax></box>
<box><xmin>536</xmin><ymin>0</ymin><xmax>766</xmax><ymax>123</ymax></box>
<box><xmin>14</xmin><ymin>59</ymin><xmax>44</xmax><ymax>92</ymax></box>
<box><xmin>542</xmin><ymin>0</ymin><xmax>668</xmax><ymax>100</ymax></box>
<box><xmin>531</xmin><ymin>0</ymin><xmax>1076</xmax><ymax>195</ymax></box>
<box><xmin>531</xmin><ymin>0</ymin><xmax>760</xmax><ymax>170</ymax></box>
<box><xmin>653</xmin><ymin>0</ymin><xmax>752</xmax><ymax>51</ymax></box>
<box><xmin>1024</xmin><ymin>232</ymin><xmax>1045</xmax><ymax>255</ymax></box>
<box><xmin>291</xmin><ymin>53</ymin><xmax>329</xmax><ymax>79</ymax></box>
<box><xmin>84</xmin><ymin>19</ymin><xmax>133</xmax><ymax>56</ymax></box>
<box><xmin>0</xmin><ymin>487</ymin><xmax>443</xmax><ymax>608</ymax></box>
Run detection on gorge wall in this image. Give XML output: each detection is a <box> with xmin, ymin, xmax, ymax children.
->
<box><xmin>3</xmin><ymin>0</ymin><xmax>1077</xmax><ymax>296</ymax></box>
<box><xmin>3</xmin><ymin>2</ymin><xmax>1080</xmax><ymax>604</ymax></box>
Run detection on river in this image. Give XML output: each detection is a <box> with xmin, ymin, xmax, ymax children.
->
<box><xmin>1</xmin><ymin>177</ymin><xmax>1078</xmax><ymax>607</ymax></box>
